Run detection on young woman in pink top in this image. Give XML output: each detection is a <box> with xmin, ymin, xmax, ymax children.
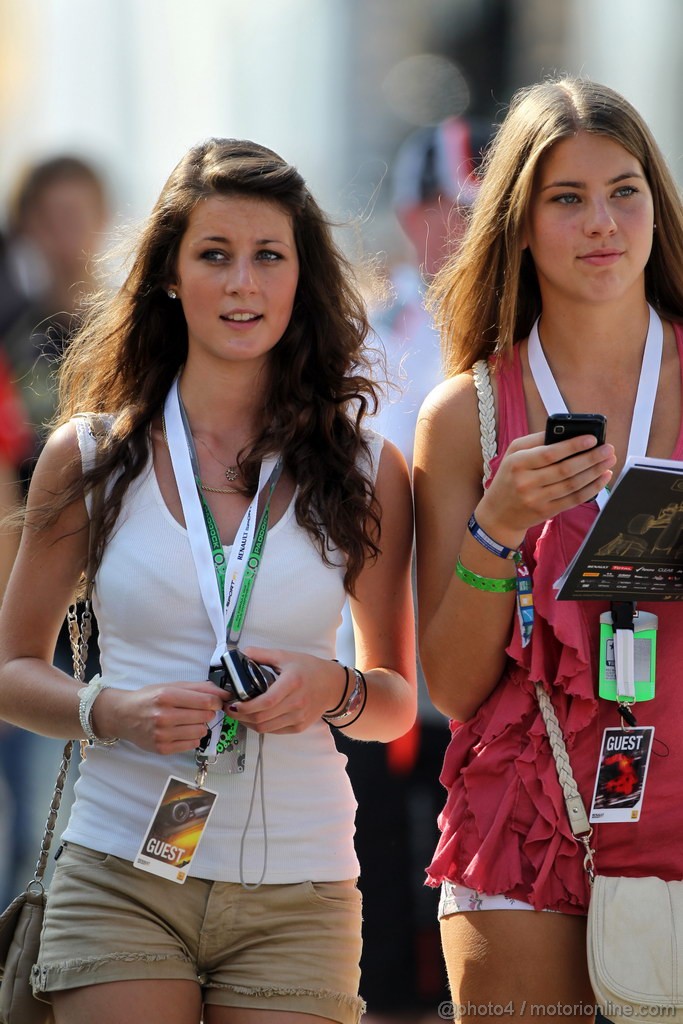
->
<box><xmin>414</xmin><ymin>77</ymin><xmax>683</xmax><ymax>1019</ymax></box>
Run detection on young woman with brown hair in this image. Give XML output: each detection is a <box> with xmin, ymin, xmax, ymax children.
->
<box><xmin>0</xmin><ymin>138</ymin><xmax>416</xmax><ymax>1024</ymax></box>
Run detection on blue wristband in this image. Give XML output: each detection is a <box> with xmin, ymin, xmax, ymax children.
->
<box><xmin>467</xmin><ymin>513</ymin><xmax>534</xmax><ymax>647</ymax></box>
<box><xmin>467</xmin><ymin>513</ymin><xmax>518</xmax><ymax>560</ymax></box>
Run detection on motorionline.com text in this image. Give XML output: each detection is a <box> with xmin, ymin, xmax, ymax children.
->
<box><xmin>438</xmin><ymin>1001</ymin><xmax>677</xmax><ymax>1019</ymax></box>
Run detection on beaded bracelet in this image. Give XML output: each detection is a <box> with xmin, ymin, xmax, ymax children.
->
<box><xmin>455</xmin><ymin>558</ymin><xmax>517</xmax><ymax>593</ymax></box>
<box><xmin>77</xmin><ymin>674</ymin><xmax>119</xmax><ymax>747</ymax></box>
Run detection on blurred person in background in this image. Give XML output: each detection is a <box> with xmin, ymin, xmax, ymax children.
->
<box><xmin>0</xmin><ymin>230</ymin><xmax>29</xmax><ymax>336</ymax></box>
<box><xmin>0</xmin><ymin>155</ymin><xmax>109</xmax><ymax>907</ymax></box>
<box><xmin>373</xmin><ymin>115</ymin><xmax>493</xmax><ymax>463</ymax></box>
<box><xmin>0</xmin><ymin>320</ymin><xmax>36</xmax><ymax>908</ymax></box>
<box><xmin>2</xmin><ymin>154</ymin><xmax>111</xmax><ymax>474</ymax></box>
<box><xmin>336</xmin><ymin>115</ymin><xmax>492</xmax><ymax>1024</ymax></box>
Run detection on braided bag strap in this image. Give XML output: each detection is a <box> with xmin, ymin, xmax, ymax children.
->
<box><xmin>472</xmin><ymin>359</ymin><xmax>497</xmax><ymax>487</ymax></box>
<box><xmin>534</xmin><ymin>682</ymin><xmax>596</xmax><ymax>879</ymax></box>
<box><xmin>533</xmin><ymin>683</ymin><xmax>591</xmax><ymax>837</ymax></box>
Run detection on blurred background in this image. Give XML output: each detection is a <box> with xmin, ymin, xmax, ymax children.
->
<box><xmin>1</xmin><ymin>1</ymin><xmax>682</xmax><ymax>1021</ymax></box>
<box><xmin>2</xmin><ymin>0</ymin><xmax>682</xmax><ymax>247</ymax></box>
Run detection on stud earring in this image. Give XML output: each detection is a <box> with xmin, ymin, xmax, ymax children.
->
<box><xmin>167</xmin><ymin>289</ymin><xmax>177</xmax><ymax>299</ymax></box>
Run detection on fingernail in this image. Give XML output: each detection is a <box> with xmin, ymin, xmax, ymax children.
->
<box><xmin>228</xmin><ymin>704</ymin><xmax>239</xmax><ymax>713</ymax></box>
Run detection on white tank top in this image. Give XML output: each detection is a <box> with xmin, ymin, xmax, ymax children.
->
<box><xmin>62</xmin><ymin>418</ymin><xmax>383</xmax><ymax>883</ymax></box>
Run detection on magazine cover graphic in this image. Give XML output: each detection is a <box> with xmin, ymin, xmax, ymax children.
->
<box><xmin>556</xmin><ymin>458</ymin><xmax>683</xmax><ymax>600</ymax></box>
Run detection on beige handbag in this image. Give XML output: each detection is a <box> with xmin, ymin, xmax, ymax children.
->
<box><xmin>0</xmin><ymin>886</ymin><xmax>50</xmax><ymax>1024</ymax></box>
<box><xmin>588</xmin><ymin>874</ymin><xmax>683</xmax><ymax>1013</ymax></box>
<box><xmin>472</xmin><ymin>357</ymin><xmax>683</xmax><ymax>1021</ymax></box>
<box><xmin>536</xmin><ymin>678</ymin><xmax>683</xmax><ymax>1020</ymax></box>
<box><xmin>0</xmin><ymin>745</ymin><xmax>71</xmax><ymax>1024</ymax></box>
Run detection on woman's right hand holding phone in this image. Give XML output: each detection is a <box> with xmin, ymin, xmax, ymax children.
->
<box><xmin>476</xmin><ymin>428</ymin><xmax>616</xmax><ymax>548</ymax></box>
<box><xmin>414</xmin><ymin>384</ymin><xmax>616</xmax><ymax>720</ymax></box>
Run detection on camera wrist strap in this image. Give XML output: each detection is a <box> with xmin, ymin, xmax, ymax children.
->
<box><xmin>527</xmin><ymin>304</ymin><xmax>663</xmax><ymax>511</ymax></box>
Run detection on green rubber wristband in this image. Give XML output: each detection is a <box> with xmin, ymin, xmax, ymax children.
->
<box><xmin>455</xmin><ymin>558</ymin><xmax>517</xmax><ymax>593</ymax></box>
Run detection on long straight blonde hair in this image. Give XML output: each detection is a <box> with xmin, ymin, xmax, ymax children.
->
<box><xmin>428</xmin><ymin>76</ymin><xmax>683</xmax><ymax>377</ymax></box>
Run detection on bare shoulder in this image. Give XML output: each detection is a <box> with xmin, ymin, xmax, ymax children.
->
<box><xmin>41</xmin><ymin>419</ymin><xmax>82</xmax><ymax>459</ymax></box>
<box><xmin>375</xmin><ymin>436</ymin><xmax>410</xmax><ymax>486</ymax></box>
<box><xmin>27</xmin><ymin>420</ymin><xmax>84</xmax><ymax>511</ymax></box>
<box><xmin>414</xmin><ymin>371</ymin><xmax>483</xmax><ymax>477</ymax></box>
<box><xmin>373</xmin><ymin>437</ymin><xmax>413</xmax><ymax>531</ymax></box>
<box><xmin>1</xmin><ymin>420</ymin><xmax>90</xmax><ymax>665</ymax></box>
<box><xmin>412</xmin><ymin>371</ymin><xmax>489</xmax><ymax>630</ymax></box>
<box><xmin>420</xmin><ymin>370</ymin><xmax>477</xmax><ymax>415</ymax></box>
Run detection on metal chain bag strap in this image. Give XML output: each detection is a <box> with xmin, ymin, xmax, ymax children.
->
<box><xmin>472</xmin><ymin>357</ymin><xmax>683</xmax><ymax>1021</ymax></box>
<box><xmin>0</xmin><ymin>416</ymin><xmax>105</xmax><ymax>1024</ymax></box>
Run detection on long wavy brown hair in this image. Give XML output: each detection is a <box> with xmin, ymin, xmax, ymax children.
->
<box><xmin>428</xmin><ymin>76</ymin><xmax>683</xmax><ymax>376</ymax></box>
<box><xmin>48</xmin><ymin>138</ymin><xmax>382</xmax><ymax>593</ymax></box>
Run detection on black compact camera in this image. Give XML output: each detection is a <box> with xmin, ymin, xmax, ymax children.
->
<box><xmin>208</xmin><ymin>648</ymin><xmax>278</xmax><ymax>703</ymax></box>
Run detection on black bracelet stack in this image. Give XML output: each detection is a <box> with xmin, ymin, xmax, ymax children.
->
<box><xmin>323</xmin><ymin>668</ymin><xmax>367</xmax><ymax>729</ymax></box>
<box><xmin>324</xmin><ymin>661</ymin><xmax>351</xmax><ymax>717</ymax></box>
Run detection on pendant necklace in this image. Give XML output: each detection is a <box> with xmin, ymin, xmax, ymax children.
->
<box><xmin>161</xmin><ymin>415</ymin><xmax>240</xmax><ymax>495</ymax></box>
<box><xmin>194</xmin><ymin>434</ymin><xmax>240</xmax><ymax>482</ymax></box>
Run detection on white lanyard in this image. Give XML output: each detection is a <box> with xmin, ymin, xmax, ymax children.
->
<box><xmin>528</xmin><ymin>304</ymin><xmax>663</xmax><ymax>511</ymax></box>
<box><xmin>163</xmin><ymin>379</ymin><xmax>278</xmax><ymax>666</ymax></box>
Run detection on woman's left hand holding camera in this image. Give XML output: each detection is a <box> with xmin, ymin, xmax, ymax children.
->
<box><xmin>222</xmin><ymin>648</ymin><xmax>346</xmax><ymax>734</ymax></box>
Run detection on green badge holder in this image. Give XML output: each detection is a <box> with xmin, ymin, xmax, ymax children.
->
<box><xmin>598</xmin><ymin>610</ymin><xmax>657</xmax><ymax>702</ymax></box>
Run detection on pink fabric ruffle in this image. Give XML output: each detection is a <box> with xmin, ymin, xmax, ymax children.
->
<box><xmin>429</xmin><ymin>326</ymin><xmax>683</xmax><ymax>912</ymax></box>
<box><xmin>427</xmin><ymin>479</ymin><xmax>603</xmax><ymax>913</ymax></box>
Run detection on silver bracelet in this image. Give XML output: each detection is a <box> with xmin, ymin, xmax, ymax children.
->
<box><xmin>323</xmin><ymin>668</ymin><xmax>366</xmax><ymax>724</ymax></box>
<box><xmin>77</xmin><ymin>675</ymin><xmax>119</xmax><ymax>747</ymax></box>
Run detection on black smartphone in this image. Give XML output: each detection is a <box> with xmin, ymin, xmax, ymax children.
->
<box><xmin>544</xmin><ymin>413</ymin><xmax>607</xmax><ymax>450</ymax></box>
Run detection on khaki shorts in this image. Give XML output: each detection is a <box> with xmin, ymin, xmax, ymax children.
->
<box><xmin>34</xmin><ymin>842</ymin><xmax>364</xmax><ymax>1024</ymax></box>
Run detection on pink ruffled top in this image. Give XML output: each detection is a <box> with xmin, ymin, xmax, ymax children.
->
<box><xmin>427</xmin><ymin>326</ymin><xmax>683</xmax><ymax>914</ymax></box>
